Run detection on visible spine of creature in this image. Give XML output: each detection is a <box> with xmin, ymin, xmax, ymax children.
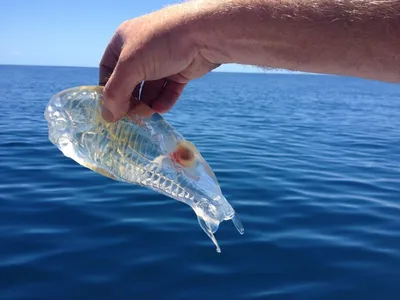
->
<box><xmin>133</xmin><ymin>162</ymin><xmax>194</xmax><ymax>202</ymax></box>
<box><xmin>100</xmin><ymin>119</ymin><xmax>195</xmax><ymax>203</ymax></box>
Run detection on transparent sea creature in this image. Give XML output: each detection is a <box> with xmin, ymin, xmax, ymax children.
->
<box><xmin>44</xmin><ymin>86</ymin><xmax>244</xmax><ymax>253</ymax></box>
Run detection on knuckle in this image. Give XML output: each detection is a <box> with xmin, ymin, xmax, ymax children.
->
<box><xmin>116</xmin><ymin>19</ymin><xmax>131</xmax><ymax>37</ymax></box>
<box><xmin>118</xmin><ymin>19</ymin><xmax>130</xmax><ymax>30</ymax></box>
<box><xmin>103</xmin><ymin>87</ymin><xmax>119</xmax><ymax>104</ymax></box>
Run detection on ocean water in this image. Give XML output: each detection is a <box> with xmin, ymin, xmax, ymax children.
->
<box><xmin>1</xmin><ymin>64</ymin><xmax>400</xmax><ymax>300</ymax></box>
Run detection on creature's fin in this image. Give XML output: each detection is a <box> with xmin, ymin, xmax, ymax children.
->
<box><xmin>232</xmin><ymin>212</ymin><xmax>244</xmax><ymax>234</ymax></box>
<box><xmin>197</xmin><ymin>216</ymin><xmax>221</xmax><ymax>253</ymax></box>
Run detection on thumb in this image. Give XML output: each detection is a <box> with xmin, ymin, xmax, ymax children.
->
<box><xmin>102</xmin><ymin>55</ymin><xmax>142</xmax><ymax>122</ymax></box>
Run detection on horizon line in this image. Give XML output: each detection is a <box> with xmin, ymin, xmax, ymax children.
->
<box><xmin>0</xmin><ymin>63</ymin><xmax>323</xmax><ymax>75</ymax></box>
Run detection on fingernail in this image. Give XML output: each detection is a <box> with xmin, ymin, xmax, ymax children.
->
<box><xmin>101</xmin><ymin>105</ymin><xmax>114</xmax><ymax>122</ymax></box>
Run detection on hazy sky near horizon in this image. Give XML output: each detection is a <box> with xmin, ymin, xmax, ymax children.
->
<box><xmin>1</xmin><ymin>0</ymin><xmax>275</xmax><ymax>73</ymax></box>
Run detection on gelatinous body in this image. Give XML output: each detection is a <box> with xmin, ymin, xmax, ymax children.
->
<box><xmin>44</xmin><ymin>86</ymin><xmax>244</xmax><ymax>252</ymax></box>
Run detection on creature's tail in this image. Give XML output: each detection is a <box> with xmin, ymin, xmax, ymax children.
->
<box><xmin>197</xmin><ymin>211</ymin><xmax>244</xmax><ymax>253</ymax></box>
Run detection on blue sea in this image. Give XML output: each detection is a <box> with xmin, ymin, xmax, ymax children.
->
<box><xmin>1</xmin><ymin>64</ymin><xmax>400</xmax><ymax>299</ymax></box>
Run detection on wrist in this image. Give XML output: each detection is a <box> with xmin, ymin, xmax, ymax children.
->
<box><xmin>156</xmin><ymin>1</ymin><xmax>223</xmax><ymax>61</ymax></box>
<box><xmin>179</xmin><ymin>0</ymin><xmax>269</xmax><ymax>65</ymax></box>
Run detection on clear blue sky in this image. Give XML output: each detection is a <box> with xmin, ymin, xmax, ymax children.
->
<box><xmin>1</xmin><ymin>0</ymin><xmax>277</xmax><ymax>73</ymax></box>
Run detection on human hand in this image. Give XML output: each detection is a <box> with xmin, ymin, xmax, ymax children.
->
<box><xmin>99</xmin><ymin>0</ymin><xmax>400</xmax><ymax>123</ymax></box>
<box><xmin>99</xmin><ymin>2</ymin><xmax>220</xmax><ymax>122</ymax></box>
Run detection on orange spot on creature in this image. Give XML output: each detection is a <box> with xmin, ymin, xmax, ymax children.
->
<box><xmin>170</xmin><ymin>142</ymin><xmax>195</xmax><ymax>168</ymax></box>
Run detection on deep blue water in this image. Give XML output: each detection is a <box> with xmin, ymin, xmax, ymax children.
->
<box><xmin>1</xmin><ymin>65</ymin><xmax>400</xmax><ymax>299</ymax></box>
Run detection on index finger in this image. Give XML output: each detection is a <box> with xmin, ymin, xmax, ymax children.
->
<box><xmin>99</xmin><ymin>32</ymin><xmax>123</xmax><ymax>86</ymax></box>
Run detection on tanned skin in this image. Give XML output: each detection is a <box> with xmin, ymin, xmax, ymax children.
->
<box><xmin>99</xmin><ymin>0</ymin><xmax>400</xmax><ymax>122</ymax></box>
